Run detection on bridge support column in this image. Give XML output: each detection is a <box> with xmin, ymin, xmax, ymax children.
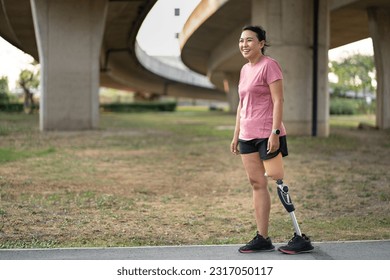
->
<box><xmin>368</xmin><ymin>8</ymin><xmax>390</xmax><ymax>130</ymax></box>
<box><xmin>223</xmin><ymin>72</ymin><xmax>240</xmax><ymax>113</ymax></box>
<box><xmin>251</xmin><ymin>0</ymin><xmax>329</xmax><ymax>136</ymax></box>
<box><xmin>31</xmin><ymin>0</ymin><xmax>108</xmax><ymax>131</ymax></box>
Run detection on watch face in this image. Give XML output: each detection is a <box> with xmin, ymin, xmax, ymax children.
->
<box><xmin>273</xmin><ymin>129</ymin><xmax>280</xmax><ymax>135</ymax></box>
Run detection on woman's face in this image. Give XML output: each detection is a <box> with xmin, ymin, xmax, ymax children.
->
<box><xmin>239</xmin><ymin>30</ymin><xmax>264</xmax><ymax>60</ymax></box>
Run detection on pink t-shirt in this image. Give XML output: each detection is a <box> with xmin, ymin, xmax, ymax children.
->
<box><xmin>238</xmin><ymin>56</ymin><xmax>286</xmax><ymax>140</ymax></box>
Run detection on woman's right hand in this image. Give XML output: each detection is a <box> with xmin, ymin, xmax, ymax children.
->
<box><xmin>231</xmin><ymin>138</ymin><xmax>239</xmax><ymax>155</ymax></box>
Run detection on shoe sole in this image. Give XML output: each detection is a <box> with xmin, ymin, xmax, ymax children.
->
<box><xmin>239</xmin><ymin>248</ymin><xmax>275</xmax><ymax>253</ymax></box>
<box><xmin>278</xmin><ymin>248</ymin><xmax>314</xmax><ymax>255</ymax></box>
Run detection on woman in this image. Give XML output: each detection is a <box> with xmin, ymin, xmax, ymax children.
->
<box><xmin>231</xmin><ymin>25</ymin><xmax>313</xmax><ymax>254</ymax></box>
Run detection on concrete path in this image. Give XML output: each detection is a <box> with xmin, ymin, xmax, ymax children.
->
<box><xmin>0</xmin><ymin>240</ymin><xmax>389</xmax><ymax>260</ymax></box>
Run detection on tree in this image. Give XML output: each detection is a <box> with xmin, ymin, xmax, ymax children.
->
<box><xmin>0</xmin><ymin>76</ymin><xmax>10</xmax><ymax>104</ymax></box>
<box><xmin>329</xmin><ymin>54</ymin><xmax>375</xmax><ymax>98</ymax></box>
<box><xmin>18</xmin><ymin>67</ymin><xmax>39</xmax><ymax>114</ymax></box>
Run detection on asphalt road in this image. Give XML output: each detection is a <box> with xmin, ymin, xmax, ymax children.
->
<box><xmin>0</xmin><ymin>240</ymin><xmax>389</xmax><ymax>260</ymax></box>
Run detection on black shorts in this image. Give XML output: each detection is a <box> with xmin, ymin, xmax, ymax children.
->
<box><xmin>238</xmin><ymin>136</ymin><xmax>288</xmax><ymax>160</ymax></box>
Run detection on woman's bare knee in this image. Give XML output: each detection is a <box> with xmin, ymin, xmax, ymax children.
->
<box><xmin>249</xmin><ymin>177</ymin><xmax>267</xmax><ymax>191</ymax></box>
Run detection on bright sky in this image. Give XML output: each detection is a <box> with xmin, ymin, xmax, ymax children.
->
<box><xmin>0</xmin><ymin>37</ymin><xmax>36</xmax><ymax>90</ymax></box>
<box><xmin>328</xmin><ymin>38</ymin><xmax>373</xmax><ymax>61</ymax></box>
<box><xmin>137</xmin><ymin>0</ymin><xmax>201</xmax><ymax>56</ymax></box>
<box><xmin>0</xmin><ymin>0</ymin><xmax>374</xmax><ymax>90</ymax></box>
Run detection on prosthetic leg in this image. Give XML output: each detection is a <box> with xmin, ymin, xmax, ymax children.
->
<box><xmin>275</xmin><ymin>179</ymin><xmax>314</xmax><ymax>254</ymax></box>
<box><xmin>264</xmin><ymin>154</ymin><xmax>313</xmax><ymax>254</ymax></box>
<box><xmin>276</xmin><ymin>179</ymin><xmax>302</xmax><ymax>236</ymax></box>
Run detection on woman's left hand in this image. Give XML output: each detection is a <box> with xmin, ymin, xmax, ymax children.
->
<box><xmin>267</xmin><ymin>134</ymin><xmax>280</xmax><ymax>154</ymax></box>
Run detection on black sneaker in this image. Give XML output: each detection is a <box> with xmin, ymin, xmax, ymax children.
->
<box><xmin>238</xmin><ymin>232</ymin><xmax>275</xmax><ymax>253</ymax></box>
<box><xmin>278</xmin><ymin>233</ymin><xmax>314</xmax><ymax>254</ymax></box>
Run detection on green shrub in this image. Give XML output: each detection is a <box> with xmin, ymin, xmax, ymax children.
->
<box><xmin>330</xmin><ymin>98</ymin><xmax>356</xmax><ymax>115</ymax></box>
<box><xmin>0</xmin><ymin>103</ymin><xmax>31</xmax><ymax>112</ymax></box>
<box><xmin>0</xmin><ymin>103</ymin><xmax>40</xmax><ymax>112</ymax></box>
<box><xmin>0</xmin><ymin>92</ymin><xmax>9</xmax><ymax>104</ymax></box>
<box><xmin>100</xmin><ymin>102</ymin><xmax>177</xmax><ymax>113</ymax></box>
<box><xmin>0</xmin><ymin>102</ymin><xmax>177</xmax><ymax>113</ymax></box>
<box><xmin>356</xmin><ymin>99</ymin><xmax>376</xmax><ymax>115</ymax></box>
<box><xmin>329</xmin><ymin>97</ymin><xmax>375</xmax><ymax>115</ymax></box>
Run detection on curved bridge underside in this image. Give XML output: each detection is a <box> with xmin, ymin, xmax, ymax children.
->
<box><xmin>0</xmin><ymin>0</ymin><xmax>225</xmax><ymax>101</ymax></box>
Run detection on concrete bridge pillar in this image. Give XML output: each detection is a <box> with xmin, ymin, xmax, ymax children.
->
<box><xmin>251</xmin><ymin>0</ymin><xmax>329</xmax><ymax>136</ymax></box>
<box><xmin>30</xmin><ymin>0</ymin><xmax>108</xmax><ymax>131</ymax></box>
<box><xmin>367</xmin><ymin>8</ymin><xmax>390</xmax><ymax>130</ymax></box>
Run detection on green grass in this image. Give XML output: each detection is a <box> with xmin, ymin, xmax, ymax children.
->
<box><xmin>0</xmin><ymin>111</ymin><xmax>389</xmax><ymax>248</ymax></box>
<box><xmin>329</xmin><ymin>114</ymin><xmax>376</xmax><ymax>128</ymax></box>
<box><xmin>0</xmin><ymin>147</ymin><xmax>55</xmax><ymax>164</ymax></box>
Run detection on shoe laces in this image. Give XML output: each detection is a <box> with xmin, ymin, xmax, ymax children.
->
<box><xmin>248</xmin><ymin>234</ymin><xmax>260</xmax><ymax>245</ymax></box>
<box><xmin>288</xmin><ymin>233</ymin><xmax>310</xmax><ymax>244</ymax></box>
<box><xmin>248</xmin><ymin>233</ymin><xmax>266</xmax><ymax>245</ymax></box>
<box><xmin>287</xmin><ymin>233</ymin><xmax>301</xmax><ymax>244</ymax></box>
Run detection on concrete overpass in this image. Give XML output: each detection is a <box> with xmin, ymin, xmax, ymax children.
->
<box><xmin>180</xmin><ymin>0</ymin><xmax>390</xmax><ymax>136</ymax></box>
<box><xmin>0</xmin><ymin>0</ymin><xmax>389</xmax><ymax>134</ymax></box>
<box><xmin>0</xmin><ymin>0</ymin><xmax>226</xmax><ymax>131</ymax></box>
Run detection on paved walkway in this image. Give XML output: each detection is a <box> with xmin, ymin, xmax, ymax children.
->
<box><xmin>0</xmin><ymin>240</ymin><xmax>389</xmax><ymax>260</ymax></box>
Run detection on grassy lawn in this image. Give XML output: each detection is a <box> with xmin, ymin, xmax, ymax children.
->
<box><xmin>0</xmin><ymin>110</ymin><xmax>389</xmax><ymax>248</ymax></box>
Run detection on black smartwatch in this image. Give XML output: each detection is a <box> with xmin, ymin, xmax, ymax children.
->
<box><xmin>272</xmin><ymin>129</ymin><xmax>280</xmax><ymax>135</ymax></box>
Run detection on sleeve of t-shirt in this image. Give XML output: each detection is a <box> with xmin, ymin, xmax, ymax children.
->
<box><xmin>265</xmin><ymin>59</ymin><xmax>283</xmax><ymax>85</ymax></box>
